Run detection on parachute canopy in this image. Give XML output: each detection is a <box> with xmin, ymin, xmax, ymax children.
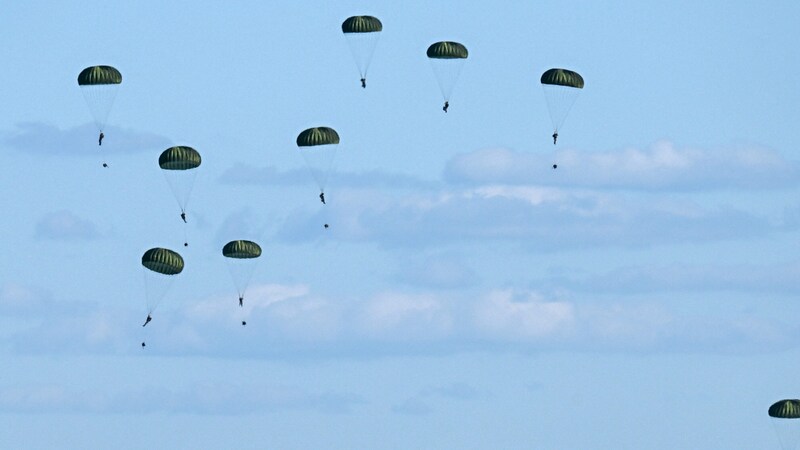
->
<box><xmin>297</xmin><ymin>127</ymin><xmax>340</xmax><ymax>147</ymax></box>
<box><xmin>540</xmin><ymin>67</ymin><xmax>584</xmax><ymax>136</ymax></box>
<box><xmin>77</xmin><ymin>65</ymin><xmax>122</xmax><ymax>85</ymax></box>
<box><xmin>296</xmin><ymin>127</ymin><xmax>341</xmax><ymax>193</ymax></box>
<box><xmin>342</xmin><ymin>16</ymin><xmax>382</xmax><ymax>33</ymax></box>
<box><xmin>223</xmin><ymin>240</ymin><xmax>262</xmax><ymax>259</ymax></box>
<box><xmin>141</xmin><ymin>248</ymin><xmax>184</xmax><ymax>275</ymax></box>
<box><xmin>159</xmin><ymin>146</ymin><xmax>202</xmax><ymax>170</ymax></box>
<box><xmin>541</xmin><ymin>68</ymin><xmax>584</xmax><ymax>89</ymax></box>
<box><xmin>427</xmin><ymin>42</ymin><xmax>468</xmax><ymax>105</ymax></box>
<box><xmin>78</xmin><ymin>65</ymin><xmax>122</xmax><ymax>136</ymax></box>
<box><xmin>770</xmin><ymin>400</ymin><xmax>800</xmax><ymax>419</ymax></box>
<box><xmin>342</xmin><ymin>16</ymin><xmax>383</xmax><ymax>86</ymax></box>
<box><xmin>427</xmin><ymin>41</ymin><xmax>468</xmax><ymax>59</ymax></box>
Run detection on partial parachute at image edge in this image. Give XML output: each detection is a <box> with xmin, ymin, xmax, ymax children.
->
<box><xmin>769</xmin><ymin>399</ymin><xmax>800</xmax><ymax>419</ymax></box>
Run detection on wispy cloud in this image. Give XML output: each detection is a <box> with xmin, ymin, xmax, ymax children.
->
<box><xmin>35</xmin><ymin>210</ymin><xmax>101</xmax><ymax>240</ymax></box>
<box><xmin>275</xmin><ymin>186</ymin><xmax>779</xmax><ymax>250</ymax></box>
<box><xmin>218</xmin><ymin>163</ymin><xmax>439</xmax><ymax>190</ymax></box>
<box><xmin>537</xmin><ymin>261</ymin><xmax>800</xmax><ymax>295</ymax></box>
<box><xmin>4</xmin><ymin>282</ymin><xmax>796</xmax><ymax>358</ymax></box>
<box><xmin>391</xmin><ymin>397</ymin><xmax>433</xmax><ymax>415</ymax></box>
<box><xmin>3</xmin><ymin>122</ymin><xmax>170</xmax><ymax>156</ymax></box>
<box><xmin>393</xmin><ymin>253</ymin><xmax>479</xmax><ymax>289</ymax></box>
<box><xmin>444</xmin><ymin>141</ymin><xmax>800</xmax><ymax>190</ymax></box>
<box><xmin>0</xmin><ymin>383</ymin><xmax>364</xmax><ymax>415</ymax></box>
<box><xmin>391</xmin><ymin>383</ymin><xmax>485</xmax><ymax>416</ymax></box>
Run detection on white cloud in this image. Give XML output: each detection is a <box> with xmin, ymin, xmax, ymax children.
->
<box><xmin>534</xmin><ymin>261</ymin><xmax>800</xmax><ymax>295</ymax></box>
<box><xmin>3</xmin><ymin>282</ymin><xmax>796</xmax><ymax>357</ymax></box>
<box><xmin>474</xmin><ymin>290</ymin><xmax>576</xmax><ymax>339</ymax></box>
<box><xmin>444</xmin><ymin>141</ymin><xmax>800</xmax><ymax>190</ymax></box>
<box><xmin>358</xmin><ymin>292</ymin><xmax>454</xmax><ymax>339</ymax></box>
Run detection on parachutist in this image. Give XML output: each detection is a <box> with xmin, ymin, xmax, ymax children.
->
<box><xmin>142</xmin><ymin>314</ymin><xmax>152</xmax><ymax>327</ymax></box>
<box><xmin>98</xmin><ymin>132</ymin><xmax>104</xmax><ymax>146</ymax></box>
<box><xmin>361</xmin><ymin>78</ymin><xmax>366</xmax><ymax>88</ymax></box>
<box><xmin>180</xmin><ymin>212</ymin><xmax>187</xmax><ymax>223</ymax></box>
<box><xmin>239</xmin><ymin>296</ymin><xmax>243</xmax><ymax>307</ymax></box>
<box><xmin>319</xmin><ymin>192</ymin><xmax>326</xmax><ymax>204</ymax></box>
<box><xmin>443</xmin><ymin>101</ymin><xmax>449</xmax><ymax>113</ymax></box>
<box><xmin>552</xmin><ymin>132</ymin><xmax>558</xmax><ymax>145</ymax></box>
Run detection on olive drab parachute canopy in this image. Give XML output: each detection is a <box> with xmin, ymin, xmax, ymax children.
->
<box><xmin>342</xmin><ymin>15</ymin><xmax>382</xmax><ymax>88</ymax></box>
<box><xmin>769</xmin><ymin>399</ymin><xmax>800</xmax><ymax>449</ymax></box>
<box><xmin>141</xmin><ymin>248</ymin><xmax>184</xmax><ymax>315</ymax></box>
<box><xmin>427</xmin><ymin>41</ymin><xmax>468</xmax><ymax>107</ymax></box>
<box><xmin>296</xmin><ymin>127</ymin><xmax>340</xmax><ymax>198</ymax></box>
<box><xmin>159</xmin><ymin>146</ymin><xmax>201</xmax><ymax>223</ymax></box>
<box><xmin>540</xmin><ymin>68</ymin><xmax>584</xmax><ymax>142</ymax></box>
<box><xmin>223</xmin><ymin>240</ymin><xmax>262</xmax><ymax>308</ymax></box>
<box><xmin>223</xmin><ymin>240</ymin><xmax>262</xmax><ymax>259</ymax></box>
<box><xmin>78</xmin><ymin>65</ymin><xmax>122</xmax><ymax>133</ymax></box>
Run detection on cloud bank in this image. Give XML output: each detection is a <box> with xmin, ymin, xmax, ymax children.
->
<box><xmin>444</xmin><ymin>142</ymin><xmax>800</xmax><ymax>190</ymax></box>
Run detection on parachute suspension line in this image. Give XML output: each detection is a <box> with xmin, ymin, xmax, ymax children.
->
<box><xmin>142</xmin><ymin>270</ymin><xmax>154</xmax><ymax>314</ymax></box>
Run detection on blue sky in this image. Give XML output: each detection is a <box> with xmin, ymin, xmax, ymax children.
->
<box><xmin>2</xmin><ymin>1</ymin><xmax>800</xmax><ymax>448</ymax></box>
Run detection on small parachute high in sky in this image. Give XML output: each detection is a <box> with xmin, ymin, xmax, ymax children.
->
<box><xmin>159</xmin><ymin>146</ymin><xmax>201</xmax><ymax>245</ymax></box>
<box><xmin>427</xmin><ymin>41</ymin><xmax>468</xmax><ymax>112</ymax></box>
<box><xmin>770</xmin><ymin>399</ymin><xmax>800</xmax><ymax>449</ymax></box>
<box><xmin>296</xmin><ymin>127</ymin><xmax>340</xmax><ymax>202</ymax></box>
<box><xmin>342</xmin><ymin>15</ymin><xmax>382</xmax><ymax>88</ymax></box>
<box><xmin>141</xmin><ymin>247</ymin><xmax>184</xmax><ymax>318</ymax></box>
<box><xmin>223</xmin><ymin>240</ymin><xmax>262</xmax><ymax>311</ymax></box>
<box><xmin>540</xmin><ymin>68</ymin><xmax>584</xmax><ymax>144</ymax></box>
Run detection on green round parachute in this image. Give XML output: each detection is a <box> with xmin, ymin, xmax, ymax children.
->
<box><xmin>141</xmin><ymin>248</ymin><xmax>184</xmax><ymax>275</ymax></box>
<box><xmin>223</xmin><ymin>240</ymin><xmax>262</xmax><ymax>259</ymax></box>
<box><xmin>540</xmin><ymin>68</ymin><xmax>584</xmax><ymax>89</ymax></box>
<box><xmin>77</xmin><ymin>65</ymin><xmax>122</xmax><ymax>85</ymax></box>
<box><xmin>427</xmin><ymin>41</ymin><xmax>468</xmax><ymax>59</ymax></box>
<box><xmin>297</xmin><ymin>127</ymin><xmax>340</xmax><ymax>147</ymax></box>
<box><xmin>342</xmin><ymin>16</ymin><xmax>382</xmax><ymax>33</ymax></box>
<box><xmin>770</xmin><ymin>400</ymin><xmax>800</xmax><ymax>419</ymax></box>
<box><xmin>159</xmin><ymin>146</ymin><xmax>202</xmax><ymax>170</ymax></box>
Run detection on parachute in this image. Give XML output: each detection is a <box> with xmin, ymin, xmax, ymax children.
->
<box><xmin>223</xmin><ymin>240</ymin><xmax>262</xmax><ymax>310</ymax></box>
<box><xmin>540</xmin><ymin>68</ymin><xmax>584</xmax><ymax>141</ymax></box>
<box><xmin>78</xmin><ymin>65</ymin><xmax>122</xmax><ymax>133</ymax></box>
<box><xmin>159</xmin><ymin>146</ymin><xmax>201</xmax><ymax>233</ymax></box>
<box><xmin>769</xmin><ymin>399</ymin><xmax>800</xmax><ymax>449</ymax></box>
<box><xmin>427</xmin><ymin>41</ymin><xmax>468</xmax><ymax>108</ymax></box>
<box><xmin>141</xmin><ymin>247</ymin><xmax>184</xmax><ymax>316</ymax></box>
<box><xmin>296</xmin><ymin>127</ymin><xmax>340</xmax><ymax>198</ymax></box>
<box><xmin>342</xmin><ymin>16</ymin><xmax>382</xmax><ymax>88</ymax></box>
